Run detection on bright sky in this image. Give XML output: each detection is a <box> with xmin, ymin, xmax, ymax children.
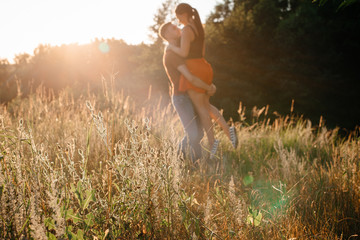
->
<box><xmin>0</xmin><ymin>0</ymin><xmax>219</xmax><ymax>63</ymax></box>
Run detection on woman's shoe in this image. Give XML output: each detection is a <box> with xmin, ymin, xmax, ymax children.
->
<box><xmin>229</xmin><ymin>126</ymin><xmax>238</xmax><ymax>149</ymax></box>
<box><xmin>210</xmin><ymin>139</ymin><xmax>220</xmax><ymax>160</ymax></box>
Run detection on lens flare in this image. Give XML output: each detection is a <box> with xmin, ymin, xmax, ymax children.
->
<box><xmin>99</xmin><ymin>42</ymin><xmax>110</xmax><ymax>53</ymax></box>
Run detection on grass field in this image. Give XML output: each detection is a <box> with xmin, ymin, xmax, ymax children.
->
<box><xmin>0</xmin><ymin>82</ymin><xmax>359</xmax><ymax>239</ymax></box>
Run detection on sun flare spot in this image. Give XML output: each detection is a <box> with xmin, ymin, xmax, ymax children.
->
<box><xmin>98</xmin><ymin>42</ymin><xmax>110</xmax><ymax>53</ymax></box>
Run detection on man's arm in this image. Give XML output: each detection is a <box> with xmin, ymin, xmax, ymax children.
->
<box><xmin>177</xmin><ymin>64</ymin><xmax>216</xmax><ymax>96</ymax></box>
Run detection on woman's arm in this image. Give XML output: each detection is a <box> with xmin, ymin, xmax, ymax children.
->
<box><xmin>168</xmin><ymin>27</ymin><xmax>194</xmax><ymax>58</ymax></box>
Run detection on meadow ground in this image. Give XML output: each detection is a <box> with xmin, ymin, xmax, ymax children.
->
<box><xmin>0</xmin><ymin>83</ymin><xmax>359</xmax><ymax>239</ymax></box>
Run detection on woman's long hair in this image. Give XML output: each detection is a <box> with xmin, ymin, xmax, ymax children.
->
<box><xmin>175</xmin><ymin>3</ymin><xmax>204</xmax><ymax>40</ymax></box>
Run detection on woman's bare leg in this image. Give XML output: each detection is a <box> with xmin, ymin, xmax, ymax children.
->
<box><xmin>187</xmin><ymin>90</ymin><xmax>215</xmax><ymax>147</ymax></box>
<box><xmin>208</xmin><ymin>103</ymin><xmax>231</xmax><ymax>141</ymax></box>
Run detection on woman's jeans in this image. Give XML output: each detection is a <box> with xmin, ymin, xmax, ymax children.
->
<box><xmin>172</xmin><ymin>94</ymin><xmax>203</xmax><ymax>161</ymax></box>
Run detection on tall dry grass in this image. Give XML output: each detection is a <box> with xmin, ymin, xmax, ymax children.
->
<box><xmin>0</xmin><ymin>77</ymin><xmax>359</xmax><ymax>239</ymax></box>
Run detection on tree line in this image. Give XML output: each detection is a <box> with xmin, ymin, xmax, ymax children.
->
<box><xmin>203</xmin><ymin>0</ymin><xmax>360</xmax><ymax>131</ymax></box>
<box><xmin>0</xmin><ymin>0</ymin><xmax>359</xmax><ymax>130</ymax></box>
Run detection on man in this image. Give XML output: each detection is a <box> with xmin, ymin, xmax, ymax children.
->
<box><xmin>159</xmin><ymin>22</ymin><xmax>216</xmax><ymax>161</ymax></box>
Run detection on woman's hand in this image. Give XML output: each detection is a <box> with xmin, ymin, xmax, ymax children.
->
<box><xmin>165</xmin><ymin>44</ymin><xmax>171</xmax><ymax>52</ymax></box>
<box><xmin>167</xmin><ymin>44</ymin><xmax>176</xmax><ymax>51</ymax></box>
<box><xmin>165</xmin><ymin>44</ymin><xmax>175</xmax><ymax>53</ymax></box>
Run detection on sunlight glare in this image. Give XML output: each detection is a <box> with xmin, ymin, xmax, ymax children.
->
<box><xmin>0</xmin><ymin>0</ymin><xmax>217</xmax><ymax>62</ymax></box>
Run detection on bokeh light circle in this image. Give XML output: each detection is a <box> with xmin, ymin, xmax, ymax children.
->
<box><xmin>99</xmin><ymin>42</ymin><xmax>110</xmax><ymax>53</ymax></box>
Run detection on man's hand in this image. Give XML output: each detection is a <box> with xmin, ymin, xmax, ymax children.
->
<box><xmin>207</xmin><ymin>84</ymin><xmax>216</xmax><ymax>96</ymax></box>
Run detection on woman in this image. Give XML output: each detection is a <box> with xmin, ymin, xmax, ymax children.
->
<box><xmin>167</xmin><ymin>3</ymin><xmax>237</xmax><ymax>158</ymax></box>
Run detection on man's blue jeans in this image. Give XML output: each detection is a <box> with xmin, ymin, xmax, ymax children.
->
<box><xmin>172</xmin><ymin>94</ymin><xmax>203</xmax><ymax>161</ymax></box>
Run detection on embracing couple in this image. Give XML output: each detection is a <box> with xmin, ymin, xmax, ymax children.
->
<box><xmin>159</xmin><ymin>3</ymin><xmax>238</xmax><ymax>161</ymax></box>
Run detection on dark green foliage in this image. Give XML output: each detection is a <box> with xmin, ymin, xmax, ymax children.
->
<box><xmin>205</xmin><ymin>0</ymin><xmax>360</xmax><ymax>131</ymax></box>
